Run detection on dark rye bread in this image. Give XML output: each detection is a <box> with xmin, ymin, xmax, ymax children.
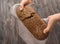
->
<box><xmin>16</xmin><ymin>6</ymin><xmax>49</xmax><ymax>40</ymax></box>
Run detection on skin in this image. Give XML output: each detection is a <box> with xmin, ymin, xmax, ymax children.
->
<box><xmin>20</xmin><ymin>0</ymin><xmax>60</xmax><ymax>34</ymax></box>
<box><xmin>19</xmin><ymin>0</ymin><xmax>32</xmax><ymax>10</ymax></box>
<box><xmin>43</xmin><ymin>13</ymin><xmax>60</xmax><ymax>33</ymax></box>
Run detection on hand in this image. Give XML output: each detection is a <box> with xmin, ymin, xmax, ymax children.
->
<box><xmin>19</xmin><ymin>0</ymin><xmax>32</xmax><ymax>10</ymax></box>
<box><xmin>43</xmin><ymin>13</ymin><xmax>60</xmax><ymax>34</ymax></box>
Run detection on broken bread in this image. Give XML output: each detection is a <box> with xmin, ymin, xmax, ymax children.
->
<box><xmin>16</xmin><ymin>6</ymin><xmax>49</xmax><ymax>40</ymax></box>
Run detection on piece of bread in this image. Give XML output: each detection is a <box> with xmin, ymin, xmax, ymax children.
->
<box><xmin>16</xmin><ymin>6</ymin><xmax>49</xmax><ymax>40</ymax></box>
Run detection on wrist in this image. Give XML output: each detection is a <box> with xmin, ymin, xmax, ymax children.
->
<box><xmin>53</xmin><ymin>13</ymin><xmax>60</xmax><ymax>21</ymax></box>
<box><xmin>20</xmin><ymin>0</ymin><xmax>32</xmax><ymax>6</ymax></box>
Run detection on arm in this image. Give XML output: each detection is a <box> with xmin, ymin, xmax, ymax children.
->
<box><xmin>20</xmin><ymin>0</ymin><xmax>32</xmax><ymax>6</ymax></box>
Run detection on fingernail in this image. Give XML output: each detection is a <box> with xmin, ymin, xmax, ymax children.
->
<box><xmin>20</xmin><ymin>8</ymin><xmax>22</xmax><ymax>10</ymax></box>
<box><xmin>43</xmin><ymin>31</ymin><xmax>45</xmax><ymax>33</ymax></box>
<box><xmin>43</xmin><ymin>30</ymin><xmax>46</xmax><ymax>34</ymax></box>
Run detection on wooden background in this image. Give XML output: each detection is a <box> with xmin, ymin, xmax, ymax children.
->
<box><xmin>0</xmin><ymin>0</ymin><xmax>60</xmax><ymax>44</ymax></box>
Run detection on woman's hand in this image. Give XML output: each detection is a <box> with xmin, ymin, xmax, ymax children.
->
<box><xmin>43</xmin><ymin>13</ymin><xmax>60</xmax><ymax>34</ymax></box>
<box><xmin>19</xmin><ymin>0</ymin><xmax>32</xmax><ymax>10</ymax></box>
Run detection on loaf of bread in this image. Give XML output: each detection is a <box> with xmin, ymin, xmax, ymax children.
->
<box><xmin>16</xmin><ymin>6</ymin><xmax>49</xmax><ymax>40</ymax></box>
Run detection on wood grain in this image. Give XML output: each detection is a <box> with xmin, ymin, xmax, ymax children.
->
<box><xmin>0</xmin><ymin>0</ymin><xmax>60</xmax><ymax>44</ymax></box>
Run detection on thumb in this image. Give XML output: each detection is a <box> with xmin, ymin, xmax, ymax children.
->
<box><xmin>43</xmin><ymin>27</ymin><xmax>49</xmax><ymax>34</ymax></box>
<box><xmin>19</xmin><ymin>4</ymin><xmax>24</xmax><ymax>11</ymax></box>
<box><xmin>43</xmin><ymin>16</ymin><xmax>55</xmax><ymax>34</ymax></box>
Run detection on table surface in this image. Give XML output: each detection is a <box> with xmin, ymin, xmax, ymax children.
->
<box><xmin>0</xmin><ymin>0</ymin><xmax>60</xmax><ymax>44</ymax></box>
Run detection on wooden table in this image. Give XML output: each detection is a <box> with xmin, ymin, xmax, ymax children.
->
<box><xmin>0</xmin><ymin>0</ymin><xmax>60</xmax><ymax>44</ymax></box>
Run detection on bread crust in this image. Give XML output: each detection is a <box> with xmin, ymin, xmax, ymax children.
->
<box><xmin>16</xmin><ymin>6</ymin><xmax>49</xmax><ymax>40</ymax></box>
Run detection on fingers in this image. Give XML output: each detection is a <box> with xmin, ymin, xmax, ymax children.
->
<box><xmin>43</xmin><ymin>16</ymin><xmax>55</xmax><ymax>34</ymax></box>
<box><xmin>43</xmin><ymin>28</ymin><xmax>49</xmax><ymax>34</ymax></box>
<box><xmin>19</xmin><ymin>4</ymin><xmax>24</xmax><ymax>11</ymax></box>
<box><xmin>19</xmin><ymin>0</ymin><xmax>32</xmax><ymax>11</ymax></box>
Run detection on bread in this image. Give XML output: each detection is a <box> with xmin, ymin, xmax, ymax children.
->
<box><xmin>16</xmin><ymin>6</ymin><xmax>49</xmax><ymax>40</ymax></box>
